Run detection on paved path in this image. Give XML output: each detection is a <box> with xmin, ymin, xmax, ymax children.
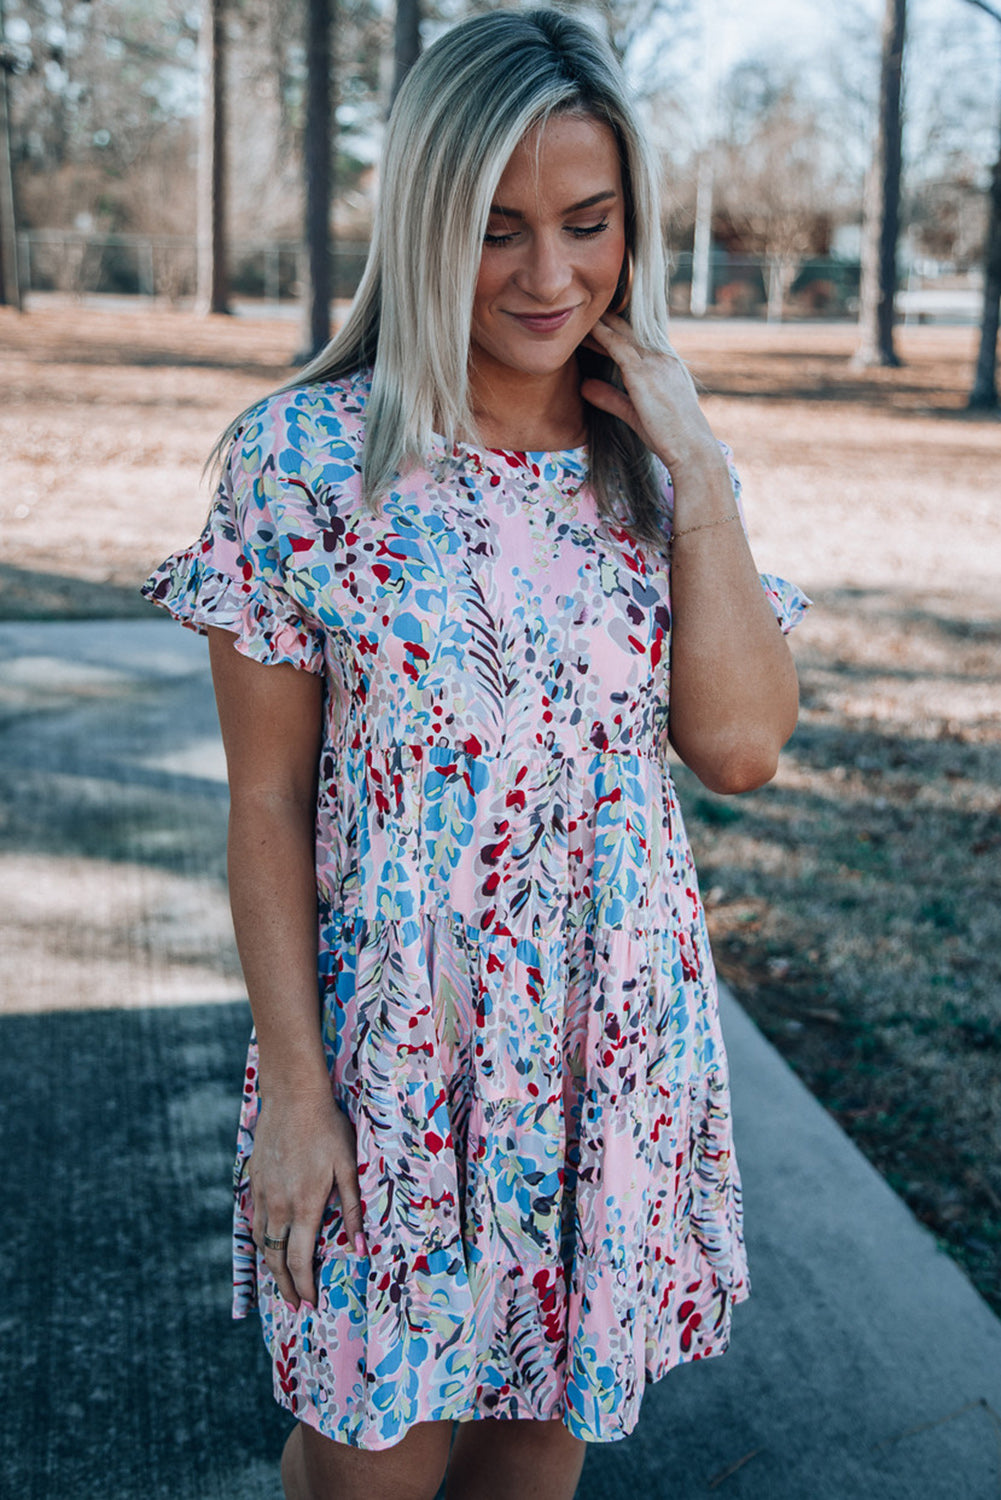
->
<box><xmin>2</xmin><ymin>620</ymin><xmax>999</xmax><ymax>1499</ymax></box>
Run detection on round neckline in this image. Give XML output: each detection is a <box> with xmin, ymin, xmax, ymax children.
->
<box><xmin>432</xmin><ymin>430</ymin><xmax>586</xmax><ymax>455</ymax></box>
<box><xmin>490</xmin><ymin>442</ymin><xmax>586</xmax><ymax>459</ymax></box>
<box><xmin>430</xmin><ymin>431</ymin><xmax>588</xmax><ymax>483</ymax></box>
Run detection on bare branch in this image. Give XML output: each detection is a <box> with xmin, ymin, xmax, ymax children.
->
<box><xmin>959</xmin><ymin>0</ymin><xmax>1001</xmax><ymax>26</ymax></box>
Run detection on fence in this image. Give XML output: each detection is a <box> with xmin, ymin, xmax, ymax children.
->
<box><xmin>13</xmin><ymin>230</ymin><xmax>983</xmax><ymax>324</ymax></box>
<box><xmin>16</xmin><ymin>229</ymin><xmax>370</xmax><ymax>307</ymax></box>
<box><xmin>668</xmin><ymin>251</ymin><xmax>864</xmax><ymax>319</ymax></box>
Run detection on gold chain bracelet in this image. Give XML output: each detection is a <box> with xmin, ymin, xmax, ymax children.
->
<box><xmin>668</xmin><ymin>511</ymin><xmax>741</xmax><ymax>556</ymax></box>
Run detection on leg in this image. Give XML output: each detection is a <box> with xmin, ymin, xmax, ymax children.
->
<box><xmin>281</xmin><ymin>1417</ymin><xmax>453</xmax><ymax>1500</ymax></box>
<box><xmin>445</xmin><ymin>1417</ymin><xmax>586</xmax><ymax>1500</ymax></box>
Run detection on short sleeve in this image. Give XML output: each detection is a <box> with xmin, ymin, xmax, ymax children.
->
<box><xmin>141</xmin><ymin>409</ymin><xmax>325</xmax><ymax>673</ymax></box>
<box><xmin>757</xmin><ymin>572</ymin><xmax>812</xmax><ymax>635</ymax></box>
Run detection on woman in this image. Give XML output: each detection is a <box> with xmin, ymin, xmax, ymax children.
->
<box><xmin>144</xmin><ymin>10</ymin><xmax>808</xmax><ymax>1499</ymax></box>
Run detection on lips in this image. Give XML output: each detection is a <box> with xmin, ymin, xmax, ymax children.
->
<box><xmin>505</xmin><ymin>307</ymin><xmax>578</xmax><ymax>333</ymax></box>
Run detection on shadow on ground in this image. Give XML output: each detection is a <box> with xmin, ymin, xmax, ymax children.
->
<box><xmin>677</xmin><ymin>586</ymin><xmax>1001</xmax><ymax>1314</ymax></box>
<box><xmin>0</xmin><ymin>562</ymin><xmax>153</xmax><ymax>621</ymax></box>
<box><xmin>0</xmin><ymin>1003</ymin><xmax>289</xmax><ymax>1500</ymax></box>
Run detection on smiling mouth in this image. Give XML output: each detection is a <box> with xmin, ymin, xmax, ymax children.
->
<box><xmin>506</xmin><ymin>307</ymin><xmax>578</xmax><ymax>332</ymax></box>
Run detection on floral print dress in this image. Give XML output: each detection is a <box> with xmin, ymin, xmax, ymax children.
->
<box><xmin>143</xmin><ymin>369</ymin><xmax>809</xmax><ymax>1450</ymax></box>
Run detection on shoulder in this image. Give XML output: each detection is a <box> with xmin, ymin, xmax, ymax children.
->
<box><xmin>228</xmin><ymin>369</ymin><xmax>372</xmax><ymax>479</ymax></box>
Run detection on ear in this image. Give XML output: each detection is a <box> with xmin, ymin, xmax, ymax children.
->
<box><xmin>608</xmin><ymin>248</ymin><xmax>634</xmax><ymax>316</ymax></box>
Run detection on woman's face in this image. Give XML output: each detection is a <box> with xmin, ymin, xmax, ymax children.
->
<box><xmin>470</xmin><ymin>114</ymin><xmax>627</xmax><ymax>385</ymax></box>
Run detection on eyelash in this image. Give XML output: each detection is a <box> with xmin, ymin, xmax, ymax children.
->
<box><xmin>483</xmin><ymin>220</ymin><xmax>610</xmax><ymax>247</ymax></box>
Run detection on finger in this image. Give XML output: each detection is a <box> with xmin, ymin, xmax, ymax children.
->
<box><xmin>261</xmin><ymin>1223</ymin><xmax>300</xmax><ymax>1307</ymax></box>
<box><xmin>333</xmin><ymin>1148</ymin><xmax>368</xmax><ymax>1259</ymax></box>
<box><xmin>591</xmin><ymin>317</ymin><xmax>683</xmax><ymax>370</ymax></box>
<box><xmin>589</xmin><ymin>314</ymin><xmax>635</xmax><ymax>350</ymax></box>
<box><xmin>580</xmin><ymin>377</ymin><xmax>637</xmax><ymax>427</ymax></box>
<box><xmin>286</xmin><ymin>1215</ymin><xmax>321</xmax><ymax>1308</ymax></box>
<box><xmin>247</xmin><ymin>1164</ymin><xmax>266</xmax><ymax>1252</ymax></box>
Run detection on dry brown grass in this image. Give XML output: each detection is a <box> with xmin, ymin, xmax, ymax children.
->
<box><xmin>2</xmin><ymin>300</ymin><xmax>999</xmax><ymax>1310</ymax></box>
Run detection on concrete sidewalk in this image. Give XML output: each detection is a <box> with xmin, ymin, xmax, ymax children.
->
<box><xmin>2</xmin><ymin>619</ymin><xmax>999</xmax><ymax>1499</ymax></box>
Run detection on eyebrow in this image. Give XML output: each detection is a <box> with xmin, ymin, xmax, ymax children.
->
<box><xmin>488</xmin><ymin>189</ymin><xmax>618</xmax><ymax>219</ymax></box>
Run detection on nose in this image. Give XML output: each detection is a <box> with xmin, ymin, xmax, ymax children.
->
<box><xmin>514</xmin><ymin>232</ymin><xmax>574</xmax><ymax>305</ymax></box>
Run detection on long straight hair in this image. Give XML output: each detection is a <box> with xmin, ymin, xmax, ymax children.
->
<box><xmin>214</xmin><ymin>8</ymin><xmax>680</xmax><ymax>548</ymax></box>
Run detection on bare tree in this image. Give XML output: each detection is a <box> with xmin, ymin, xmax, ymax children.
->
<box><xmin>196</xmin><ymin>0</ymin><xmax>231</xmax><ymax>315</ymax></box>
<box><xmin>588</xmin><ymin>0</ymin><xmax>694</xmax><ymax>72</ymax></box>
<box><xmin>712</xmin><ymin>65</ymin><xmax>847</xmax><ymax>321</ymax></box>
<box><xmin>855</xmin><ymin>0</ymin><xmax>907</xmax><ymax>367</ymax></box>
<box><xmin>688</xmin><ymin>0</ymin><xmax>724</xmax><ymax>319</ymax></box>
<box><xmin>0</xmin><ymin>0</ymin><xmax>21</xmax><ymax>309</ymax></box>
<box><xmin>959</xmin><ymin>0</ymin><xmax>1001</xmax><ymax>410</ymax></box>
<box><xmin>298</xmin><ymin>0</ymin><xmax>334</xmax><ymax>362</ymax></box>
<box><xmin>391</xmin><ymin>0</ymin><xmax>421</xmax><ymax>110</ymax></box>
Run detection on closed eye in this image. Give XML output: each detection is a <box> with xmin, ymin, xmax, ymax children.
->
<box><xmin>569</xmin><ymin>220</ymin><xmax>609</xmax><ymax>239</ymax></box>
<box><xmin>483</xmin><ymin>220</ymin><xmax>610</xmax><ymax>247</ymax></box>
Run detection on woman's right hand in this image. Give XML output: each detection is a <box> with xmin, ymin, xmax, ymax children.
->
<box><xmin>248</xmin><ymin>1088</ymin><xmax>366</xmax><ymax>1310</ymax></box>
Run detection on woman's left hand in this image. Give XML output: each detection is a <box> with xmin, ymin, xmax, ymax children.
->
<box><xmin>580</xmin><ymin>314</ymin><xmax>721</xmax><ymax>475</ymax></box>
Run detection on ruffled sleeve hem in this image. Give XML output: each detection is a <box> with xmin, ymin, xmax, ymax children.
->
<box><xmin>142</xmin><ymin>549</ymin><xmax>325</xmax><ymax>674</ymax></box>
<box><xmin>759</xmin><ymin>572</ymin><xmax>812</xmax><ymax>636</ymax></box>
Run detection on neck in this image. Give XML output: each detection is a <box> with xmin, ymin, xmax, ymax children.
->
<box><xmin>467</xmin><ymin>355</ymin><xmax>587</xmax><ymax>451</ymax></box>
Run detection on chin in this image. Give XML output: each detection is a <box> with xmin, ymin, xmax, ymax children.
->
<box><xmin>501</xmin><ymin>342</ymin><xmax>580</xmax><ymax>377</ymax></box>
<box><xmin>473</xmin><ymin>318</ymin><xmax>595</xmax><ymax>381</ymax></box>
<box><xmin>518</xmin><ymin>353</ymin><xmax>578</xmax><ymax>377</ymax></box>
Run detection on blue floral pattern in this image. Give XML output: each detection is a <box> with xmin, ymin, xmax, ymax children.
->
<box><xmin>143</xmin><ymin>369</ymin><xmax>810</xmax><ymax>1450</ymax></box>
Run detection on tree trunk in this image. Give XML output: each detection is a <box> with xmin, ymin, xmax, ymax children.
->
<box><xmin>0</xmin><ymin>0</ymin><xmax>22</xmax><ymax>309</ymax></box>
<box><xmin>690</xmin><ymin>148</ymin><xmax>713</xmax><ymax>317</ymax></box>
<box><xmin>298</xmin><ymin>0</ymin><xmax>334</xmax><ymax>363</ymax></box>
<box><xmin>766</xmin><ymin>257</ymin><xmax>785</xmax><ymax>324</ymax></box>
<box><xmin>391</xmin><ymin>0</ymin><xmax>421</xmax><ymax>111</ymax></box>
<box><xmin>855</xmin><ymin>0</ymin><xmax>906</xmax><ymax>367</ymax></box>
<box><xmin>969</xmin><ymin>71</ymin><xmax>1001</xmax><ymax>409</ymax></box>
<box><xmin>196</xmin><ymin>0</ymin><xmax>230</xmax><ymax>315</ymax></box>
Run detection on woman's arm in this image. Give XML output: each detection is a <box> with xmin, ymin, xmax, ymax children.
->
<box><xmin>661</xmin><ymin>444</ymin><xmax>799</xmax><ymax>792</ymax></box>
<box><xmin>208</xmin><ymin>626</ymin><xmax>365</xmax><ymax>1309</ymax></box>
<box><xmin>582</xmin><ymin>317</ymin><xmax>800</xmax><ymax>794</ymax></box>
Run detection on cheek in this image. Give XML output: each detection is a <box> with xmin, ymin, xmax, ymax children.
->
<box><xmin>597</xmin><ymin>232</ymin><xmax>627</xmax><ymax>286</ymax></box>
<box><xmin>472</xmin><ymin>259</ymin><xmax>505</xmax><ymax>318</ymax></box>
<box><xmin>576</xmin><ymin>234</ymin><xmax>627</xmax><ymax>304</ymax></box>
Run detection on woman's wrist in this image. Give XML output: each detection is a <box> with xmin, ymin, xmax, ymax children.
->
<box><xmin>255</xmin><ymin>1027</ymin><xmax>332</xmax><ymax>1103</ymax></box>
<box><xmin>669</xmin><ymin>511</ymin><xmax>742</xmax><ymax>557</ymax></box>
<box><xmin>258</xmin><ymin>1068</ymin><xmax>333</xmax><ymax>1107</ymax></box>
<box><xmin>662</xmin><ymin>433</ymin><xmax>729</xmax><ymax>483</ymax></box>
<box><xmin>666</xmin><ymin>444</ymin><xmax>737</xmax><ymax>534</ymax></box>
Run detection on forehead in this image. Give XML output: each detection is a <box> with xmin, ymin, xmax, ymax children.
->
<box><xmin>493</xmin><ymin>114</ymin><xmax>622</xmax><ymax>203</ymax></box>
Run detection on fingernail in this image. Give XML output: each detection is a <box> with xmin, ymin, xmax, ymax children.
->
<box><xmin>355</xmin><ymin>1232</ymin><xmax>368</xmax><ymax>1258</ymax></box>
<box><xmin>300</xmin><ymin>1300</ymin><xmax>315</xmax><ymax>1314</ymax></box>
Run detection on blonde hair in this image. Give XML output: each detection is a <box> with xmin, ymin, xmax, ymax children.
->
<box><xmin>215</xmin><ymin>7</ymin><xmax>678</xmax><ymax>546</ymax></box>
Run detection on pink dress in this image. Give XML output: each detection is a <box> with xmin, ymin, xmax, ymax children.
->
<box><xmin>144</xmin><ymin>369</ymin><xmax>809</xmax><ymax>1449</ymax></box>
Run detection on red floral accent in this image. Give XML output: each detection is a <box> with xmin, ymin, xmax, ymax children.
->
<box><xmin>276</xmin><ymin>1335</ymin><xmax>299</xmax><ymax>1398</ymax></box>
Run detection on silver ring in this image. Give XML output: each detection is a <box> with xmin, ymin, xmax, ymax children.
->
<box><xmin>263</xmin><ymin>1232</ymin><xmax>289</xmax><ymax>1252</ymax></box>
